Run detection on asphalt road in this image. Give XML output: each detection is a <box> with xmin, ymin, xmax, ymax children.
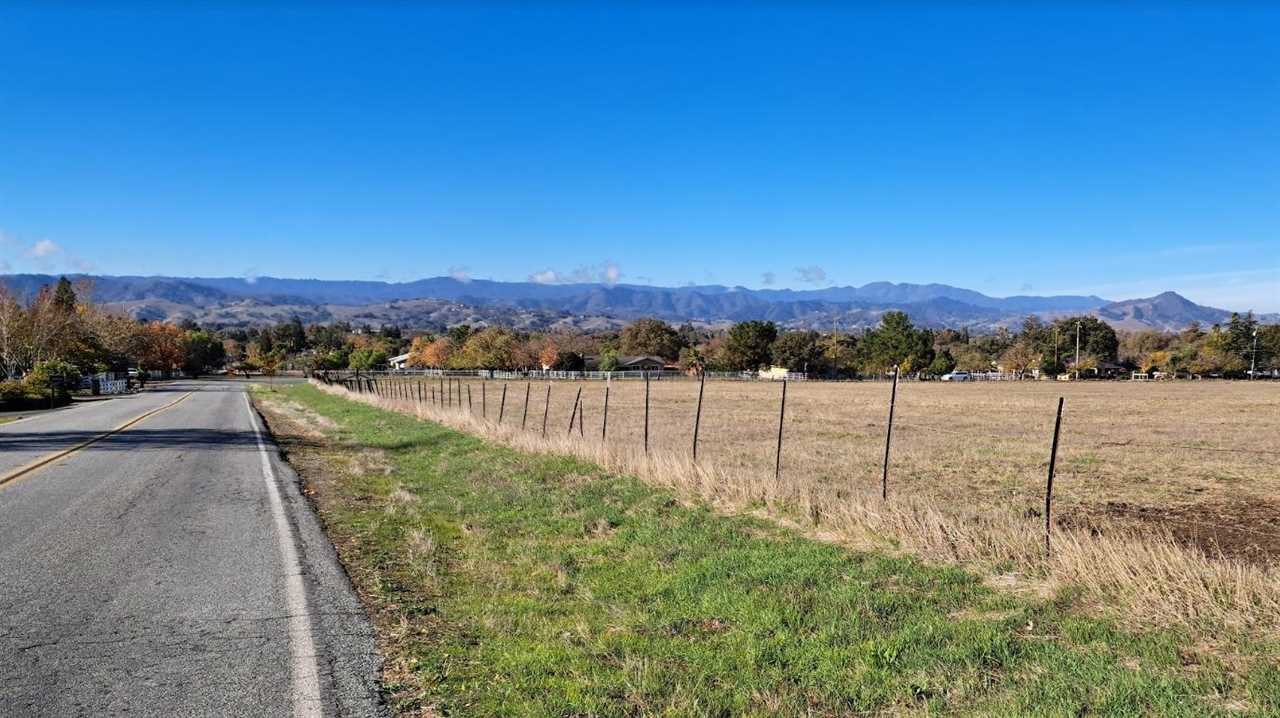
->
<box><xmin>0</xmin><ymin>381</ymin><xmax>385</xmax><ymax>717</ymax></box>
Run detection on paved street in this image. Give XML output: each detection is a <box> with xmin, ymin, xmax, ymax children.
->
<box><xmin>0</xmin><ymin>381</ymin><xmax>384</xmax><ymax>717</ymax></box>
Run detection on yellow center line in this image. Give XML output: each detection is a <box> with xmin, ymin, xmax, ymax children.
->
<box><xmin>0</xmin><ymin>391</ymin><xmax>194</xmax><ymax>490</ymax></box>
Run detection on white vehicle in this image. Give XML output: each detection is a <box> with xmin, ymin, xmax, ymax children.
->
<box><xmin>941</xmin><ymin>371</ymin><xmax>971</xmax><ymax>382</ymax></box>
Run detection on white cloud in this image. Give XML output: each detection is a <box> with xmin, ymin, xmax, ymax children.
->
<box><xmin>0</xmin><ymin>230</ymin><xmax>93</xmax><ymax>273</ymax></box>
<box><xmin>602</xmin><ymin>261</ymin><xmax>620</xmax><ymax>285</ymax></box>
<box><xmin>528</xmin><ymin>261</ymin><xmax>621</xmax><ymax>286</ymax></box>
<box><xmin>796</xmin><ymin>265</ymin><xmax>828</xmax><ymax>285</ymax></box>
<box><xmin>761</xmin><ymin>271</ymin><xmax>776</xmax><ymax>286</ymax></box>
<box><xmin>24</xmin><ymin>239</ymin><xmax>61</xmax><ymax>259</ymax></box>
<box><xmin>449</xmin><ymin>265</ymin><xmax>472</xmax><ymax>283</ymax></box>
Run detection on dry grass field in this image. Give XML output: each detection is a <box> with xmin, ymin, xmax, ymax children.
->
<box><xmin>323</xmin><ymin>375</ymin><xmax>1280</xmax><ymax>642</ymax></box>
<box><xmin>402</xmin><ymin>376</ymin><xmax>1278</xmax><ymax>552</ymax></box>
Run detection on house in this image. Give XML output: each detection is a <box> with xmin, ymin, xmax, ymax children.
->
<box><xmin>388</xmin><ymin>352</ymin><xmax>411</xmax><ymax>370</ymax></box>
<box><xmin>583</xmin><ymin>355</ymin><xmax>668</xmax><ymax>372</ymax></box>
<box><xmin>758</xmin><ymin>366</ymin><xmax>805</xmax><ymax>380</ymax></box>
<box><xmin>1067</xmin><ymin>360</ymin><xmax>1128</xmax><ymax>379</ymax></box>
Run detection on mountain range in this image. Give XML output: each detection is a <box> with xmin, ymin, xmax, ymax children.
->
<box><xmin>0</xmin><ymin>274</ymin><xmax>1271</xmax><ymax>333</ymax></box>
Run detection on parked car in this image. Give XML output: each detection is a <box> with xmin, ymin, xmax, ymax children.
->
<box><xmin>941</xmin><ymin>371</ymin><xmax>971</xmax><ymax>382</ymax></box>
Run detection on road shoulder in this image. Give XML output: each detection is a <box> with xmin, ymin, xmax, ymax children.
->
<box><xmin>249</xmin><ymin>388</ymin><xmax>388</xmax><ymax>717</ymax></box>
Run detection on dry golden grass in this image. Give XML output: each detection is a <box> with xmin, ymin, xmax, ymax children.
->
<box><xmin>316</xmin><ymin>376</ymin><xmax>1280</xmax><ymax>643</ymax></box>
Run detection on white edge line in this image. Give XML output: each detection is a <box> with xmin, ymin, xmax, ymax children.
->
<box><xmin>244</xmin><ymin>390</ymin><xmax>323</xmax><ymax>718</ymax></box>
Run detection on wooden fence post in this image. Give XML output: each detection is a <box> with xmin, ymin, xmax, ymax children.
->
<box><xmin>522</xmin><ymin>382</ymin><xmax>531</xmax><ymax>430</ymax></box>
<box><xmin>498</xmin><ymin>384</ymin><xmax>508</xmax><ymax>424</ymax></box>
<box><xmin>467</xmin><ymin>384</ymin><xmax>472</xmax><ymax>412</ymax></box>
<box><xmin>881</xmin><ymin>368</ymin><xmax>899</xmax><ymax>501</ymax></box>
<box><xmin>692</xmin><ymin>372</ymin><xmax>706</xmax><ymax>462</ymax></box>
<box><xmin>775</xmin><ymin>379</ymin><xmax>787</xmax><ymax>483</ymax></box>
<box><xmin>1045</xmin><ymin>396</ymin><xmax>1064</xmax><ymax>555</ymax></box>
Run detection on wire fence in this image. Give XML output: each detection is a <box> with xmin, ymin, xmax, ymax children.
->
<box><xmin>315</xmin><ymin>371</ymin><xmax>1279</xmax><ymax>561</ymax></box>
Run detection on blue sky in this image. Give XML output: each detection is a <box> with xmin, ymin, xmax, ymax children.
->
<box><xmin>1</xmin><ymin>3</ymin><xmax>1277</xmax><ymax>311</ymax></box>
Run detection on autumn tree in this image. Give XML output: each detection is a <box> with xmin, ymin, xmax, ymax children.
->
<box><xmin>998</xmin><ymin>342</ymin><xmax>1039</xmax><ymax>376</ymax></box>
<box><xmin>538</xmin><ymin>342</ymin><xmax>559</xmax><ymax>370</ymax></box>
<box><xmin>457</xmin><ymin>328</ymin><xmax>517</xmax><ymax>369</ymax></box>
<box><xmin>130</xmin><ymin>322</ymin><xmax>186</xmax><ymax>371</ymax></box>
<box><xmin>407</xmin><ymin>336</ymin><xmax>452</xmax><ymax>368</ymax></box>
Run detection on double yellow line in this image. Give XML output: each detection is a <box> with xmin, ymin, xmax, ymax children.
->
<box><xmin>0</xmin><ymin>391</ymin><xmax>193</xmax><ymax>490</ymax></box>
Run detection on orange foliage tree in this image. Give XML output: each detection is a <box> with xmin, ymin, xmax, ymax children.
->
<box><xmin>406</xmin><ymin>336</ymin><xmax>452</xmax><ymax>368</ymax></box>
<box><xmin>129</xmin><ymin>322</ymin><xmax>185</xmax><ymax>371</ymax></box>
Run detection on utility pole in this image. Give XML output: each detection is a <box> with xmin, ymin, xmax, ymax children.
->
<box><xmin>1074</xmin><ymin>321</ymin><xmax>1081</xmax><ymax>380</ymax></box>
<box><xmin>1053</xmin><ymin>327</ymin><xmax>1060</xmax><ymax>374</ymax></box>
<box><xmin>1251</xmin><ymin>329</ymin><xmax>1259</xmax><ymax>380</ymax></box>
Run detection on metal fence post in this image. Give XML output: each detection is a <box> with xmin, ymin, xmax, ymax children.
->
<box><xmin>881</xmin><ymin>368</ymin><xmax>899</xmax><ymax>501</ymax></box>
<box><xmin>498</xmin><ymin>384</ymin><xmax>507</xmax><ymax>424</ymax></box>
<box><xmin>567</xmin><ymin>387</ymin><xmax>582</xmax><ymax>435</ymax></box>
<box><xmin>522</xmin><ymin>382</ymin><xmax>531</xmax><ymax>430</ymax></box>
<box><xmin>775</xmin><ymin>379</ymin><xmax>787</xmax><ymax>483</ymax></box>
<box><xmin>602</xmin><ymin>383</ymin><xmax>610</xmax><ymax>441</ymax></box>
<box><xmin>1045</xmin><ymin>396</ymin><xmax>1065</xmax><ymax>555</ymax></box>
<box><xmin>644</xmin><ymin>372</ymin><xmax>650</xmax><ymax>455</ymax></box>
<box><xmin>692</xmin><ymin>371</ymin><xmax>706</xmax><ymax>462</ymax></box>
<box><xmin>542</xmin><ymin>383</ymin><xmax>551</xmax><ymax>437</ymax></box>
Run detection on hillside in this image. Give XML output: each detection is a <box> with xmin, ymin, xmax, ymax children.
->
<box><xmin>1</xmin><ymin>273</ymin><xmax>1269</xmax><ymax>331</ymax></box>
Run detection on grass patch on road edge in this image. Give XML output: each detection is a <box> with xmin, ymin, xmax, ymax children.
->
<box><xmin>255</xmin><ymin>384</ymin><xmax>1278</xmax><ymax>717</ymax></box>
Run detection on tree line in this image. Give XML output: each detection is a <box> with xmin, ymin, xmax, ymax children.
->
<box><xmin>6</xmin><ymin>277</ymin><xmax>1272</xmax><ymax>409</ymax></box>
<box><xmin>262</xmin><ymin>311</ymin><xmax>1275</xmax><ymax>380</ymax></box>
<box><xmin>0</xmin><ymin>278</ymin><xmax>226</xmax><ymax>407</ymax></box>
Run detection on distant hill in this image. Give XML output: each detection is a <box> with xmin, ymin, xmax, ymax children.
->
<box><xmin>1094</xmin><ymin>291</ymin><xmax>1237</xmax><ymax>331</ymax></box>
<box><xmin>0</xmin><ymin>273</ymin><xmax>1271</xmax><ymax>332</ymax></box>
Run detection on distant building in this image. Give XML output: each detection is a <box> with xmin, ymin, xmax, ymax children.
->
<box><xmin>1067</xmin><ymin>360</ymin><xmax>1127</xmax><ymax>379</ymax></box>
<box><xmin>388</xmin><ymin>352</ymin><xmax>411</xmax><ymax>370</ymax></box>
<box><xmin>583</xmin><ymin>355</ymin><xmax>668</xmax><ymax>372</ymax></box>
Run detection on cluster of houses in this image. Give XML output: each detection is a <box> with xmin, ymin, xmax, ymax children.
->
<box><xmin>387</xmin><ymin>354</ymin><xmax>673</xmax><ymax>373</ymax></box>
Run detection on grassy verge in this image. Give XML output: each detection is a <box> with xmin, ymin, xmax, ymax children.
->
<box><xmin>256</xmin><ymin>384</ymin><xmax>1278</xmax><ymax>717</ymax></box>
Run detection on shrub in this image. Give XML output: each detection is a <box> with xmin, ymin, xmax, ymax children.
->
<box><xmin>24</xmin><ymin>360</ymin><xmax>80</xmax><ymax>398</ymax></box>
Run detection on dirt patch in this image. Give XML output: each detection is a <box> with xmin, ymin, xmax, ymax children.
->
<box><xmin>1088</xmin><ymin>499</ymin><xmax>1280</xmax><ymax>564</ymax></box>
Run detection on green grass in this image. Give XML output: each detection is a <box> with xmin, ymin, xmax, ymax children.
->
<box><xmin>261</xmin><ymin>384</ymin><xmax>1278</xmax><ymax>717</ymax></box>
